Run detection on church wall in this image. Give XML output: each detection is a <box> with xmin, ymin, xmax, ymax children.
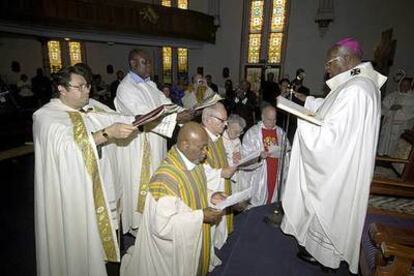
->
<box><xmin>83</xmin><ymin>42</ymin><xmax>159</xmax><ymax>85</ymax></box>
<box><xmin>284</xmin><ymin>0</ymin><xmax>414</xmax><ymax>95</ymax></box>
<box><xmin>188</xmin><ymin>0</ymin><xmax>244</xmax><ymax>88</ymax></box>
<box><xmin>0</xmin><ymin>37</ymin><xmax>43</xmax><ymax>83</ymax></box>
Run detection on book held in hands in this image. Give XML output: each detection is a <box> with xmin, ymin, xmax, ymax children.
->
<box><xmin>276</xmin><ymin>96</ymin><xmax>323</xmax><ymax>126</ymax></box>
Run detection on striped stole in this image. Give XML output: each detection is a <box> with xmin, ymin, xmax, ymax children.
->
<box><xmin>205</xmin><ymin>136</ymin><xmax>233</xmax><ymax>233</ymax></box>
<box><xmin>149</xmin><ymin>146</ymin><xmax>210</xmax><ymax>276</ymax></box>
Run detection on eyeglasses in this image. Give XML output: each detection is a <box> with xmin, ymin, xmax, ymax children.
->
<box><xmin>212</xmin><ymin>116</ymin><xmax>228</xmax><ymax>125</ymax></box>
<box><xmin>69</xmin><ymin>83</ymin><xmax>90</xmax><ymax>91</ymax></box>
<box><xmin>325</xmin><ymin>56</ymin><xmax>343</xmax><ymax>67</ymax></box>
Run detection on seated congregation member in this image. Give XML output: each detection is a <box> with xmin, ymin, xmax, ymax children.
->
<box><xmin>114</xmin><ymin>48</ymin><xmax>192</xmax><ymax>234</ymax></box>
<box><xmin>241</xmin><ymin>105</ymin><xmax>290</xmax><ymax>207</ymax></box>
<box><xmin>121</xmin><ymin>122</ymin><xmax>226</xmax><ymax>276</ymax></box>
<box><xmin>202</xmin><ymin>102</ymin><xmax>237</xmax><ymax>250</ymax></box>
<box><xmin>182</xmin><ymin>74</ymin><xmax>216</xmax><ymax>109</ymax></box>
<box><xmin>377</xmin><ymin>77</ymin><xmax>414</xmax><ymax>156</ymax></box>
<box><xmin>222</xmin><ymin>114</ymin><xmax>246</xmax><ymax>192</ymax></box>
<box><xmin>33</xmin><ymin>65</ymin><xmax>140</xmax><ymax>276</ymax></box>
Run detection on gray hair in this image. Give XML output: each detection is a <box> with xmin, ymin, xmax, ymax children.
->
<box><xmin>228</xmin><ymin>114</ymin><xmax>246</xmax><ymax>130</ymax></box>
<box><xmin>202</xmin><ymin>106</ymin><xmax>219</xmax><ymax>125</ymax></box>
<box><xmin>202</xmin><ymin>102</ymin><xmax>225</xmax><ymax>125</ymax></box>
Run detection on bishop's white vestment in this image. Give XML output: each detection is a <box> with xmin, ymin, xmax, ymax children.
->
<box><xmin>281</xmin><ymin>62</ymin><xmax>386</xmax><ymax>273</ymax></box>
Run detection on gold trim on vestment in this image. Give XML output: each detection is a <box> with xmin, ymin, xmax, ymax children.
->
<box><xmin>137</xmin><ymin>133</ymin><xmax>151</xmax><ymax>213</ymax></box>
<box><xmin>68</xmin><ymin>111</ymin><xmax>119</xmax><ymax>262</ymax></box>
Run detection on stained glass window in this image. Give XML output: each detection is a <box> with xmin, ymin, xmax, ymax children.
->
<box><xmin>249</xmin><ymin>1</ymin><xmax>264</xmax><ymax>33</ymax></box>
<box><xmin>161</xmin><ymin>0</ymin><xmax>171</xmax><ymax>7</ymax></box>
<box><xmin>47</xmin><ymin>40</ymin><xmax>62</xmax><ymax>73</ymax></box>
<box><xmin>268</xmin><ymin>33</ymin><xmax>283</xmax><ymax>63</ymax></box>
<box><xmin>177</xmin><ymin>48</ymin><xmax>188</xmax><ymax>73</ymax></box>
<box><xmin>248</xmin><ymin>34</ymin><xmax>262</xmax><ymax>63</ymax></box>
<box><xmin>162</xmin><ymin>47</ymin><xmax>172</xmax><ymax>83</ymax></box>
<box><xmin>177</xmin><ymin>0</ymin><xmax>188</xmax><ymax>9</ymax></box>
<box><xmin>270</xmin><ymin>0</ymin><xmax>287</xmax><ymax>32</ymax></box>
<box><xmin>68</xmin><ymin>41</ymin><xmax>82</xmax><ymax>65</ymax></box>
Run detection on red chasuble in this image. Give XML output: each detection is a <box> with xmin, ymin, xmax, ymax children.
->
<box><xmin>262</xmin><ymin>128</ymin><xmax>278</xmax><ymax>204</ymax></box>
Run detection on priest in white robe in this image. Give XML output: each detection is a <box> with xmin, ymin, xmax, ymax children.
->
<box><xmin>182</xmin><ymin>74</ymin><xmax>216</xmax><ymax>109</ymax></box>
<box><xmin>241</xmin><ymin>105</ymin><xmax>290</xmax><ymax>207</ymax></box>
<box><xmin>281</xmin><ymin>38</ymin><xmax>387</xmax><ymax>273</ymax></box>
<box><xmin>121</xmin><ymin>122</ymin><xmax>225</xmax><ymax>276</ymax></box>
<box><xmin>114</xmin><ymin>48</ymin><xmax>192</xmax><ymax>234</ymax></box>
<box><xmin>34</xmin><ymin>65</ymin><xmax>140</xmax><ymax>276</ymax></box>
<box><xmin>377</xmin><ymin>77</ymin><xmax>414</xmax><ymax>156</ymax></box>
<box><xmin>202</xmin><ymin>103</ymin><xmax>238</xmax><ymax>251</ymax></box>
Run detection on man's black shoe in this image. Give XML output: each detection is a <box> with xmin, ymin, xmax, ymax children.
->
<box><xmin>297</xmin><ymin>246</ymin><xmax>318</xmax><ymax>264</ymax></box>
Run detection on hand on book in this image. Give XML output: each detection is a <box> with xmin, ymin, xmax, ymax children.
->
<box><xmin>211</xmin><ymin>191</ymin><xmax>228</xmax><ymax>205</ymax></box>
<box><xmin>203</xmin><ymin>207</ymin><xmax>223</xmax><ymax>224</ymax></box>
<box><xmin>221</xmin><ymin>166</ymin><xmax>237</xmax><ymax>179</ymax></box>
<box><xmin>293</xmin><ymin>92</ymin><xmax>307</xmax><ymax>102</ymax></box>
<box><xmin>106</xmin><ymin>123</ymin><xmax>138</xmax><ymax>139</ymax></box>
<box><xmin>176</xmin><ymin>109</ymin><xmax>194</xmax><ymax>124</ymax></box>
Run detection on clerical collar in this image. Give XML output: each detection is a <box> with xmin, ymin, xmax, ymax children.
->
<box><xmin>326</xmin><ymin>62</ymin><xmax>387</xmax><ymax>91</ymax></box>
<box><xmin>79</xmin><ymin>105</ymin><xmax>94</xmax><ymax>113</ymax></box>
<box><xmin>129</xmin><ymin>71</ymin><xmax>150</xmax><ymax>84</ymax></box>
<box><xmin>176</xmin><ymin>148</ymin><xmax>196</xmax><ymax>170</ymax></box>
<box><xmin>260</xmin><ymin>121</ymin><xmax>276</xmax><ymax>130</ymax></box>
<box><xmin>204</xmin><ymin>127</ymin><xmax>220</xmax><ymax>142</ymax></box>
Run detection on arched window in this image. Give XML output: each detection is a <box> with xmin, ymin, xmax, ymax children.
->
<box><xmin>68</xmin><ymin>41</ymin><xmax>82</xmax><ymax>65</ymax></box>
<box><xmin>161</xmin><ymin>0</ymin><xmax>189</xmax><ymax>84</ymax></box>
<box><xmin>47</xmin><ymin>40</ymin><xmax>63</xmax><ymax>73</ymax></box>
<box><xmin>162</xmin><ymin>46</ymin><xmax>172</xmax><ymax>84</ymax></box>
<box><xmin>244</xmin><ymin>0</ymin><xmax>289</xmax><ymax>92</ymax></box>
<box><xmin>45</xmin><ymin>39</ymin><xmax>85</xmax><ymax>74</ymax></box>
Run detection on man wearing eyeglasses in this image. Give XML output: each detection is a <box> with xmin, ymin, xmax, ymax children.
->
<box><xmin>241</xmin><ymin>104</ymin><xmax>290</xmax><ymax>208</ymax></box>
<box><xmin>201</xmin><ymin>102</ymin><xmax>237</xmax><ymax>252</ymax></box>
<box><xmin>114</xmin><ymin>49</ymin><xmax>193</xmax><ymax>235</ymax></box>
<box><xmin>281</xmin><ymin>38</ymin><xmax>387</xmax><ymax>273</ymax></box>
<box><xmin>33</xmin><ymin>65</ymin><xmax>140</xmax><ymax>276</ymax></box>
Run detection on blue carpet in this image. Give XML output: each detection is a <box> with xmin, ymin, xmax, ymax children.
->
<box><xmin>211</xmin><ymin>205</ymin><xmax>353</xmax><ymax>276</ymax></box>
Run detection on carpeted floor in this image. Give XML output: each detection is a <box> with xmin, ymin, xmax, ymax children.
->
<box><xmin>211</xmin><ymin>205</ymin><xmax>353</xmax><ymax>276</ymax></box>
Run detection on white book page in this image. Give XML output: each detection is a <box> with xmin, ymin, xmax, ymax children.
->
<box><xmin>215</xmin><ymin>187</ymin><xmax>252</xmax><ymax>210</ymax></box>
<box><xmin>276</xmin><ymin>96</ymin><xmax>323</xmax><ymax>126</ymax></box>
<box><xmin>237</xmin><ymin>150</ymin><xmax>261</xmax><ymax>167</ymax></box>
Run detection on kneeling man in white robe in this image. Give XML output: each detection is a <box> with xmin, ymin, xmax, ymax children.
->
<box><xmin>241</xmin><ymin>105</ymin><xmax>290</xmax><ymax>207</ymax></box>
<box><xmin>121</xmin><ymin>122</ymin><xmax>225</xmax><ymax>276</ymax></box>
<box><xmin>281</xmin><ymin>38</ymin><xmax>387</xmax><ymax>273</ymax></box>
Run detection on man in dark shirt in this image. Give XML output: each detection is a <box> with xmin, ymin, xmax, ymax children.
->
<box><xmin>227</xmin><ymin>80</ymin><xmax>257</xmax><ymax>129</ymax></box>
<box><xmin>261</xmin><ymin>72</ymin><xmax>280</xmax><ymax>106</ymax></box>
<box><xmin>31</xmin><ymin>68</ymin><xmax>52</xmax><ymax>106</ymax></box>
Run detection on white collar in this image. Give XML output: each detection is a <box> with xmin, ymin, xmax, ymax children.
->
<box><xmin>204</xmin><ymin>127</ymin><xmax>220</xmax><ymax>142</ymax></box>
<box><xmin>176</xmin><ymin>148</ymin><xmax>196</xmax><ymax>170</ymax></box>
<box><xmin>326</xmin><ymin>62</ymin><xmax>387</xmax><ymax>92</ymax></box>
<box><xmin>259</xmin><ymin>121</ymin><xmax>277</xmax><ymax>130</ymax></box>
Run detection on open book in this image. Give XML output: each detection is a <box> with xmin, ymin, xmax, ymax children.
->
<box><xmin>193</xmin><ymin>93</ymin><xmax>223</xmax><ymax>111</ymax></box>
<box><xmin>214</xmin><ymin>187</ymin><xmax>252</xmax><ymax>210</ymax></box>
<box><xmin>132</xmin><ymin>104</ymin><xmax>181</xmax><ymax>127</ymax></box>
<box><xmin>276</xmin><ymin>96</ymin><xmax>323</xmax><ymax>126</ymax></box>
<box><xmin>236</xmin><ymin>150</ymin><xmax>261</xmax><ymax>168</ymax></box>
